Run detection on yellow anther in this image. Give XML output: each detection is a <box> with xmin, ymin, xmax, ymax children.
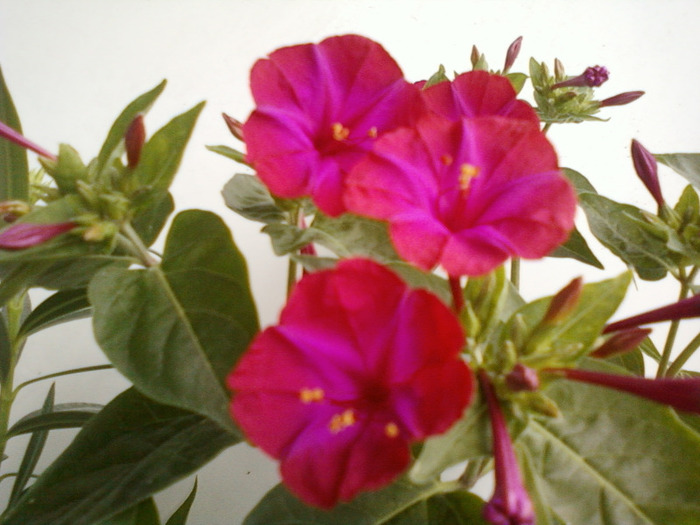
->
<box><xmin>329</xmin><ymin>409</ymin><xmax>356</xmax><ymax>433</ymax></box>
<box><xmin>441</xmin><ymin>154</ymin><xmax>453</xmax><ymax>166</ymax></box>
<box><xmin>367</xmin><ymin>126</ymin><xmax>378</xmax><ymax>138</ymax></box>
<box><xmin>299</xmin><ymin>387</ymin><xmax>325</xmax><ymax>403</ymax></box>
<box><xmin>459</xmin><ymin>163</ymin><xmax>480</xmax><ymax>191</ymax></box>
<box><xmin>331</xmin><ymin>122</ymin><xmax>350</xmax><ymax>141</ymax></box>
<box><xmin>385</xmin><ymin>422</ymin><xmax>400</xmax><ymax>438</ymax></box>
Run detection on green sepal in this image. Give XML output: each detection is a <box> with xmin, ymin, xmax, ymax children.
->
<box><xmin>206</xmin><ymin>144</ymin><xmax>247</xmax><ymax>164</ymax></box>
<box><xmin>506</xmin><ymin>72</ymin><xmax>528</xmax><ymax>94</ymax></box>
<box><xmin>40</xmin><ymin>144</ymin><xmax>88</xmax><ymax>194</ymax></box>
<box><xmin>423</xmin><ymin>65</ymin><xmax>449</xmax><ymax>88</ymax></box>
<box><xmin>164</xmin><ymin>480</ymin><xmax>198</xmax><ymax>525</ymax></box>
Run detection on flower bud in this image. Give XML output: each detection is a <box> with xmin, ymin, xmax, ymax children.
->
<box><xmin>0</xmin><ymin>222</ymin><xmax>75</xmax><ymax>250</ymax></box>
<box><xmin>551</xmin><ymin>65</ymin><xmax>609</xmax><ymax>90</ymax></box>
<box><xmin>0</xmin><ymin>200</ymin><xmax>31</xmax><ymax>223</ymax></box>
<box><xmin>590</xmin><ymin>327</ymin><xmax>652</xmax><ymax>359</ymax></box>
<box><xmin>554</xmin><ymin>58</ymin><xmax>565</xmax><ymax>80</ymax></box>
<box><xmin>631</xmin><ymin>139</ymin><xmax>664</xmax><ymax>208</ymax></box>
<box><xmin>503</xmin><ymin>36</ymin><xmax>523</xmax><ymax>73</ymax></box>
<box><xmin>470</xmin><ymin>45</ymin><xmax>480</xmax><ymax>68</ymax></box>
<box><xmin>223</xmin><ymin>113</ymin><xmax>244</xmax><ymax>141</ymax></box>
<box><xmin>125</xmin><ymin>115</ymin><xmax>146</xmax><ymax>169</ymax></box>
<box><xmin>599</xmin><ymin>91</ymin><xmax>645</xmax><ymax>108</ymax></box>
<box><xmin>543</xmin><ymin>277</ymin><xmax>583</xmax><ymax>324</ymax></box>
<box><xmin>505</xmin><ymin>363</ymin><xmax>540</xmax><ymax>392</ymax></box>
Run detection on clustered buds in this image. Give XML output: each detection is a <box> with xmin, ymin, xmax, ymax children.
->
<box><xmin>551</xmin><ymin>65</ymin><xmax>609</xmax><ymax>90</ymax></box>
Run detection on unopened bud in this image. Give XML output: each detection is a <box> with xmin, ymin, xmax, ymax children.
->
<box><xmin>223</xmin><ymin>113</ymin><xmax>244</xmax><ymax>141</ymax></box>
<box><xmin>599</xmin><ymin>91</ymin><xmax>645</xmax><ymax>108</ymax></box>
<box><xmin>523</xmin><ymin>392</ymin><xmax>560</xmax><ymax>418</ymax></box>
<box><xmin>505</xmin><ymin>363</ymin><xmax>540</xmax><ymax>392</ymax></box>
<box><xmin>554</xmin><ymin>58</ymin><xmax>565</xmax><ymax>80</ymax></box>
<box><xmin>590</xmin><ymin>327</ymin><xmax>652</xmax><ymax>359</ymax></box>
<box><xmin>0</xmin><ymin>200</ymin><xmax>31</xmax><ymax>223</ymax></box>
<box><xmin>631</xmin><ymin>139</ymin><xmax>664</xmax><ymax>208</ymax></box>
<box><xmin>125</xmin><ymin>115</ymin><xmax>146</xmax><ymax>169</ymax></box>
<box><xmin>0</xmin><ymin>221</ymin><xmax>75</xmax><ymax>250</ymax></box>
<box><xmin>551</xmin><ymin>65</ymin><xmax>609</xmax><ymax>90</ymax></box>
<box><xmin>470</xmin><ymin>45</ymin><xmax>480</xmax><ymax>68</ymax></box>
<box><xmin>503</xmin><ymin>36</ymin><xmax>523</xmax><ymax>73</ymax></box>
<box><xmin>543</xmin><ymin>277</ymin><xmax>583</xmax><ymax>324</ymax></box>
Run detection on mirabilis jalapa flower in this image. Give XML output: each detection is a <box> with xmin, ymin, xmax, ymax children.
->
<box><xmin>228</xmin><ymin>258</ymin><xmax>473</xmax><ymax>508</ymax></box>
<box><xmin>242</xmin><ymin>34</ymin><xmax>424</xmax><ymax>217</ymax></box>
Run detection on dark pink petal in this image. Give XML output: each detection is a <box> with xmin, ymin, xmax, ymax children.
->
<box><xmin>0</xmin><ymin>222</ymin><xmax>75</xmax><ymax>250</ymax></box>
<box><xmin>243</xmin><ymin>35</ymin><xmax>424</xmax><ymax>216</ymax></box>
<box><xmin>421</xmin><ymin>71</ymin><xmax>539</xmax><ymax>126</ymax></box>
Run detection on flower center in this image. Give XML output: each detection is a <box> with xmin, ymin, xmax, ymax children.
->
<box><xmin>459</xmin><ymin>163</ymin><xmax>480</xmax><ymax>192</ymax></box>
<box><xmin>329</xmin><ymin>409</ymin><xmax>356</xmax><ymax>433</ymax></box>
<box><xmin>299</xmin><ymin>387</ymin><xmax>325</xmax><ymax>403</ymax></box>
<box><xmin>331</xmin><ymin>122</ymin><xmax>350</xmax><ymax>141</ymax></box>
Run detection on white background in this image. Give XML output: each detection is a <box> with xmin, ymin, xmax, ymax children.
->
<box><xmin>1</xmin><ymin>1</ymin><xmax>699</xmax><ymax>523</ymax></box>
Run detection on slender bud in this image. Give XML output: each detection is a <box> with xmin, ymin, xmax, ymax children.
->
<box><xmin>125</xmin><ymin>115</ymin><xmax>146</xmax><ymax>169</ymax></box>
<box><xmin>0</xmin><ymin>120</ymin><xmax>56</xmax><ymax>160</ymax></box>
<box><xmin>553</xmin><ymin>58</ymin><xmax>565</xmax><ymax>80</ymax></box>
<box><xmin>503</xmin><ymin>36</ymin><xmax>523</xmax><ymax>73</ymax></box>
<box><xmin>543</xmin><ymin>277</ymin><xmax>583</xmax><ymax>324</ymax></box>
<box><xmin>505</xmin><ymin>363</ymin><xmax>540</xmax><ymax>392</ymax></box>
<box><xmin>599</xmin><ymin>91</ymin><xmax>645</xmax><ymax>108</ymax></box>
<box><xmin>590</xmin><ymin>327</ymin><xmax>652</xmax><ymax>359</ymax></box>
<box><xmin>604</xmin><ymin>293</ymin><xmax>700</xmax><ymax>333</ymax></box>
<box><xmin>470</xmin><ymin>45</ymin><xmax>480</xmax><ymax>68</ymax></box>
<box><xmin>631</xmin><ymin>139</ymin><xmax>664</xmax><ymax>208</ymax></box>
<box><xmin>223</xmin><ymin>113</ymin><xmax>245</xmax><ymax>141</ymax></box>
<box><xmin>0</xmin><ymin>222</ymin><xmax>75</xmax><ymax>250</ymax></box>
<box><xmin>551</xmin><ymin>65</ymin><xmax>609</xmax><ymax>90</ymax></box>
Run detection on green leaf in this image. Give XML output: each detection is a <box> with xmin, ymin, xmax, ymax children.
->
<box><xmin>424</xmin><ymin>65</ymin><xmax>449</xmax><ymax>88</ymax></box>
<box><xmin>222</xmin><ymin>173</ymin><xmax>286</xmax><ymax>224</ymax></box>
<box><xmin>164</xmin><ymin>479</ymin><xmax>197</xmax><ymax>525</ymax></box>
<box><xmin>309</xmin><ymin>213</ymin><xmax>399</xmax><ymax>261</ymax></box>
<box><xmin>387</xmin><ymin>491</ymin><xmax>489</xmax><ymax>524</ymax></box>
<box><xmin>549</xmin><ymin>226</ymin><xmax>604</xmax><ymax>269</ymax></box>
<box><xmin>18</xmin><ymin>288</ymin><xmax>91</xmax><ymax>337</ymax></box>
<box><xmin>95</xmin><ymin>80</ymin><xmax>166</xmax><ymax>178</ymax></box>
<box><xmin>7</xmin><ymin>403</ymin><xmax>102</xmax><ymax>438</ymax></box>
<box><xmin>95</xmin><ymin>498</ymin><xmax>160</xmax><ymax>525</ymax></box>
<box><xmin>521</xmin><ymin>360</ymin><xmax>700</xmax><ymax>525</ymax></box>
<box><xmin>244</xmin><ymin>478</ymin><xmax>445</xmax><ymax>525</ymax></box>
<box><xmin>656</xmin><ymin>153</ymin><xmax>700</xmax><ymax>189</ymax></box>
<box><xmin>2</xmin><ymin>388</ymin><xmax>238</xmax><ymax>525</ymax></box>
<box><xmin>131</xmin><ymin>191</ymin><xmax>174</xmax><ymax>248</ymax></box>
<box><xmin>89</xmin><ymin>210</ymin><xmax>258</xmax><ymax>432</ymax></box>
<box><xmin>606</xmin><ymin>348</ymin><xmax>645</xmax><ymax>376</ymax></box>
<box><xmin>206</xmin><ymin>144</ymin><xmax>247</xmax><ymax>164</ymax></box>
<box><xmin>506</xmin><ymin>72</ymin><xmax>528</xmax><ymax>94</ymax></box>
<box><xmin>130</xmin><ymin>101</ymin><xmax>205</xmax><ymax>195</ymax></box>
<box><xmin>0</xmin><ymin>66</ymin><xmax>29</xmax><ymax>201</ymax></box>
<box><xmin>562</xmin><ymin>167</ymin><xmax>598</xmax><ymax>195</ymax></box>
<box><xmin>9</xmin><ymin>384</ymin><xmax>55</xmax><ymax>506</ymax></box>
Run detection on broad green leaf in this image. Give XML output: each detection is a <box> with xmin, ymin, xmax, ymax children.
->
<box><xmin>9</xmin><ymin>384</ymin><xmax>55</xmax><ymax>506</ymax></box>
<box><xmin>7</xmin><ymin>403</ymin><xmax>102</xmax><ymax>438</ymax></box>
<box><xmin>96</xmin><ymin>498</ymin><xmax>160</xmax><ymax>525</ymax></box>
<box><xmin>206</xmin><ymin>144</ymin><xmax>247</xmax><ymax>164</ymax></box>
<box><xmin>130</xmin><ymin>102</ymin><xmax>205</xmax><ymax>195</ymax></box>
<box><xmin>222</xmin><ymin>173</ymin><xmax>286</xmax><ymax>224</ymax></box>
<box><xmin>90</xmin><ymin>210</ymin><xmax>258</xmax><ymax>432</ymax></box>
<box><xmin>2</xmin><ymin>388</ymin><xmax>238</xmax><ymax>525</ymax></box>
<box><xmin>244</xmin><ymin>479</ymin><xmax>446</xmax><ymax>525</ymax></box>
<box><xmin>309</xmin><ymin>213</ymin><xmax>399</xmax><ymax>261</ymax></box>
<box><xmin>562</xmin><ymin>167</ymin><xmax>598</xmax><ymax>195</ymax></box>
<box><xmin>95</xmin><ymin>80</ymin><xmax>166</xmax><ymax>178</ymax></box>
<box><xmin>387</xmin><ymin>491</ymin><xmax>489</xmax><ymax>524</ymax></box>
<box><xmin>164</xmin><ymin>479</ymin><xmax>197</xmax><ymax>525</ymax></box>
<box><xmin>521</xmin><ymin>360</ymin><xmax>700</xmax><ymax>525</ymax></box>
<box><xmin>549</xmin><ymin>226</ymin><xmax>604</xmax><ymax>269</ymax></box>
<box><xmin>131</xmin><ymin>191</ymin><xmax>174</xmax><ymax>248</ymax></box>
<box><xmin>656</xmin><ymin>153</ymin><xmax>700</xmax><ymax>189</ymax></box>
<box><xmin>18</xmin><ymin>288</ymin><xmax>91</xmax><ymax>337</ymax></box>
<box><xmin>0</xmin><ymin>66</ymin><xmax>29</xmax><ymax>201</ymax></box>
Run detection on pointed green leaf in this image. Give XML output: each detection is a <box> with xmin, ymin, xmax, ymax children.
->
<box><xmin>19</xmin><ymin>288</ymin><xmax>91</xmax><ymax>337</ymax></box>
<box><xmin>521</xmin><ymin>360</ymin><xmax>700</xmax><ymax>525</ymax></box>
<box><xmin>206</xmin><ymin>144</ymin><xmax>247</xmax><ymax>164</ymax></box>
<box><xmin>309</xmin><ymin>213</ymin><xmax>399</xmax><ymax>261</ymax></box>
<box><xmin>89</xmin><ymin>210</ymin><xmax>258</xmax><ymax>432</ymax></box>
<box><xmin>222</xmin><ymin>173</ymin><xmax>286</xmax><ymax>225</ymax></box>
<box><xmin>549</xmin><ymin>226</ymin><xmax>604</xmax><ymax>269</ymax></box>
<box><xmin>656</xmin><ymin>153</ymin><xmax>700</xmax><ymax>190</ymax></box>
<box><xmin>0</xmin><ymin>66</ymin><xmax>29</xmax><ymax>201</ymax></box>
<box><xmin>2</xmin><ymin>388</ymin><xmax>238</xmax><ymax>525</ymax></box>
<box><xmin>95</xmin><ymin>81</ymin><xmax>166</xmax><ymax>177</ymax></box>
<box><xmin>95</xmin><ymin>498</ymin><xmax>160</xmax><ymax>525</ymax></box>
<box><xmin>387</xmin><ymin>491</ymin><xmax>489</xmax><ymax>524</ymax></box>
<box><xmin>424</xmin><ymin>65</ymin><xmax>448</xmax><ymax>88</ymax></box>
<box><xmin>7</xmin><ymin>403</ymin><xmax>102</xmax><ymax>438</ymax></box>
<box><xmin>131</xmin><ymin>191</ymin><xmax>174</xmax><ymax>248</ymax></box>
<box><xmin>164</xmin><ymin>479</ymin><xmax>197</xmax><ymax>525</ymax></box>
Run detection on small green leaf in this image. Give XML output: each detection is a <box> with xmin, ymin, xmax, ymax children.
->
<box><xmin>95</xmin><ymin>80</ymin><xmax>166</xmax><ymax>178</ymax></box>
<box><xmin>506</xmin><ymin>72</ymin><xmax>528</xmax><ymax>94</ymax></box>
<box><xmin>131</xmin><ymin>191</ymin><xmax>174</xmax><ymax>248</ymax></box>
<box><xmin>549</xmin><ymin>226</ymin><xmax>604</xmax><ymax>269</ymax></box>
<box><xmin>222</xmin><ymin>173</ymin><xmax>286</xmax><ymax>224</ymax></box>
<box><xmin>562</xmin><ymin>167</ymin><xmax>598</xmax><ymax>195</ymax></box>
<box><xmin>7</xmin><ymin>403</ymin><xmax>102</xmax><ymax>438</ymax></box>
<box><xmin>96</xmin><ymin>498</ymin><xmax>160</xmax><ymax>525</ymax></box>
<box><xmin>2</xmin><ymin>388</ymin><xmax>238</xmax><ymax>525</ymax></box>
<box><xmin>0</xmin><ymin>66</ymin><xmax>29</xmax><ymax>201</ymax></box>
<box><xmin>206</xmin><ymin>144</ymin><xmax>247</xmax><ymax>164</ymax></box>
<box><xmin>656</xmin><ymin>153</ymin><xmax>700</xmax><ymax>189</ymax></box>
<box><xmin>19</xmin><ymin>288</ymin><xmax>91</xmax><ymax>337</ymax></box>
<box><xmin>309</xmin><ymin>213</ymin><xmax>399</xmax><ymax>261</ymax></box>
<box><xmin>164</xmin><ymin>479</ymin><xmax>197</xmax><ymax>525</ymax></box>
<box><xmin>387</xmin><ymin>491</ymin><xmax>489</xmax><ymax>524</ymax></box>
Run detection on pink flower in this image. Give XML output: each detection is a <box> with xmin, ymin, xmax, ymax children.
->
<box><xmin>480</xmin><ymin>370</ymin><xmax>535</xmax><ymax>525</ymax></box>
<box><xmin>243</xmin><ymin>35</ymin><xmax>424</xmax><ymax>216</ymax></box>
<box><xmin>228</xmin><ymin>258</ymin><xmax>473</xmax><ymax>508</ymax></box>
<box><xmin>421</xmin><ymin>70</ymin><xmax>539</xmax><ymax>126</ymax></box>
<box><xmin>0</xmin><ymin>222</ymin><xmax>75</xmax><ymax>250</ymax></box>
<box><xmin>344</xmin><ymin>114</ymin><xmax>577</xmax><ymax>276</ymax></box>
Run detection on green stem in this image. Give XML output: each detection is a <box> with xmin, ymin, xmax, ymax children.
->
<box><xmin>14</xmin><ymin>364</ymin><xmax>114</xmax><ymax>397</ymax></box>
<box><xmin>458</xmin><ymin>458</ymin><xmax>489</xmax><ymax>489</ymax></box>
<box><xmin>542</xmin><ymin>122</ymin><xmax>552</xmax><ymax>134</ymax></box>
<box><xmin>510</xmin><ymin>257</ymin><xmax>520</xmax><ymax>290</ymax></box>
<box><xmin>666</xmin><ymin>332</ymin><xmax>700</xmax><ymax>378</ymax></box>
<box><xmin>286</xmin><ymin>206</ymin><xmax>301</xmax><ymax>298</ymax></box>
<box><xmin>657</xmin><ymin>270</ymin><xmax>691</xmax><ymax>378</ymax></box>
<box><xmin>119</xmin><ymin>222</ymin><xmax>157</xmax><ymax>267</ymax></box>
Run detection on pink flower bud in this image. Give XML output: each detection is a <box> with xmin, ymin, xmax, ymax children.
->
<box><xmin>604</xmin><ymin>293</ymin><xmax>700</xmax><ymax>333</ymax></box>
<box><xmin>503</xmin><ymin>36</ymin><xmax>523</xmax><ymax>73</ymax></box>
<box><xmin>551</xmin><ymin>65</ymin><xmax>609</xmax><ymax>90</ymax></box>
<box><xmin>0</xmin><ymin>120</ymin><xmax>56</xmax><ymax>160</ymax></box>
<box><xmin>590</xmin><ymin>327</ymin><xmax>652</xmax><ymax>359</ymax></box>
<box><xmin>125</xmin><ymin>115</ymin><xmax>146</xmax><ymax>169</ymax></box>
<box><xmin>0</xmin><ymin>222</ymin><xmax>75</xmax><ymax>250</ymax></box>
<box><xmin>223</xmin><ymin>113</ymin><xmax>244</xmax><ymax>141</ymax></box>
<box><xmin>631</xmin><ymin>139</ymin><xmax>664</xmax><ymax>208</ymax></box>
<box><xmin>543</xmin><ymin>277</ymin><xmax>582</xmax><ymax>324</ymax></box>
<box><xmin>505</xmin><ymin>363</ymin><xmax>540</xmax><ymax>392</ymax></box>
<box><xmin>599</xmin><ymin>91</ymin><xmax>645</xmax><ymax>108</ymax></box>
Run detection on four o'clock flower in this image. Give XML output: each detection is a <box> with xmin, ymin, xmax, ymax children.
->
<box><xmin>242</xmin><ymin>35</ymin><xmax>424</xmax><ymax>216</ymax></box>
<box><xmin>0</xmin><ymin>221</ymin><xmax>76</xmax><ymax>250</ymax></box>
<box><xmin>551</xmin><ymin>65</ymin><xmax>609</xmax><ymax>90</ymax></box>
<box><xmin>479</xmin><ymin>370</ymin><xmax>535</xmax><ymax>525</ymax></box>
<box><xmin>228</xmin><ymin>258</ymin><xmax>473</xmax><ymax>508</ymax></box>
<box><xmin>344</xmin><ymin>113</ymin><xmax>576</xmax><ymax>276</ymax></box>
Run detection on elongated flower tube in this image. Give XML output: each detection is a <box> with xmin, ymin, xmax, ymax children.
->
<box><xmin>0</xmin><ymin>120</ymin><xmax>56</xmax><ymax>160</ymax></box>
<box><xmin>243</xmin><ymin>35</ymin><xmax>424</xmax><ymax>216</ymax></box>
<box><xmin>599</xmin><ymin>91</ymin><xmax>645</xmax><ymax>108</ymax></box>
<box><xmin>604</xmin><ymin>293</ymin><xmax>700</xmax><ymax>333</ymax></box>
<box><xmin>547</xmin><ymin>368</ymin><xmax>700</xmax><ymax>415</ymax></box>
<box><xmin>631</xmin><ymin>139</ymin><xmax>664</xmax><ymax>208</ymax></box>
<box><xmin>479</xmin><ymin>370</ymin><xmax>535</xmax><ymax>525</ymax></box>
<box><xmin>590</xmin><ymin>327</ymin><xmax>652</xmax><ymax>359</ymax></box>
<box><xmin>551</xmin><ymin>65</ymin><xmax>609</xmax><ymax>90</ymax></box>
<box><xmin>0</xmin><ymin>222</ymin><xmax>75</xmax><ymax>250</ymax></box>
<box><xmin>228</xmin><ymin>258</ymin><xmax>473</xmax><ymax>508</ymax></box>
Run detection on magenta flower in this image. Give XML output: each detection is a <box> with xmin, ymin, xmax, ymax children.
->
<box><xmin>604</xmin><ymin>293</ymin><xmax>700</xmax><ymax>333</ymax></box>
<box><xmin>242</xmin><ymin>35</ymin><xmax>424</xmax><ymax>216</ymax></box>
<box><xmin>228</xmin><ymin>258</ymin><xmax>473</xmax><ymax>508</ymax></box>
<box><xmin>344</xmin><ymin>114</ymin><xmax>577</xmax><ymax>276</ymax></box>
<box><xmin>631</xmin><ymin>139</ymin><xmax>664</xmax><ymax>208</ymax></box>
<box><xmin>480</xmin><ymin>370</ymin><xmax>535</xmax><ymax>525</ymax></box>
<box><xmin>0</xmin><ymin>222</ymin><xmax>75</xmax><ymax>250</ymax></box>
<box><xmin>0</xmin><ymin>120</ymin><xmax>56</xmax><ymax>160</ymax></box>
<box><xmin>420</xmin><ymin>70</ymin><xmax>539</xmax><ymax>126</ymax></box>
<box><xmin>551</xmin><ymin>65</ymin><xmax>609</xmax><ymax>90</ymax></box>
<box><xmin>547</xmin><ymin>367</ymin><xmax>700</xmax><ymax>415</ymax></box>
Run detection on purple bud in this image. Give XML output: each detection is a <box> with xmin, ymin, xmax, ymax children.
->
<box><xmin>0</xmin><ymin>120</ymin><xmax>56</xmax><ymax>160</ymax></box>
<box><xmin>590</xmin><ymin>327</ymin><xmax>652</xmax><ymax>359</ymax></box>
<box><xmin>599</xmin><ymin>91</ymin><xmax>645</xmax><ymax>108</ymax></box>
<box><xmin>479</xmin><ymin>370</ymin><xmax>535</xmax><ymax>525</ymax></box>
<box><xmin>548</xmin><ymin>367</ymin><xmax>700</xmax><ymax>415</ymax></box>
<box><xmin>505</xmin><ymin>363</ymin><xmax>540</xmax><ymax>392</ymax></box>
<box><xmin>543</xmin><ymin>277</ymin><xmax>583</xmax><ymax>324</ymax></box>
<box><xmin>604</xmin><ymin>293</ymin><xmax>700</xmax><ymax>333</ymax></box>
<box><xmin>223</xmin><ymin>113</ymin><xmax>244</xmax><ymax>141</ymax></box>
<box><xmin>631</xmin><ymin>139</ymin><xmax>664</xmax><ymax>207</ymax></box>
<box><xmin>125</xmin><ymin>115</ymin><xmax>146</xmax><ymax>169</ymax></box>
<box><xmin>0</xmin><ymin>222</ymin><xmax>75</xmax><ymax>250</ymax></box>
<box><xmin>503</xmin><ymin>36</ymin><xmax>523</xmax><ymax>73</ymax></box>
<box><xmin>551</xmin><ymin>65</ymin><xmax>609</xmax><ymax>90</ymax></box>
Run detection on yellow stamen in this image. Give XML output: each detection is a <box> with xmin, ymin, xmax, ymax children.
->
<box><xmin>331</xmin><ymin>122</ymin><xmax>350</xmax><ymax>141</ymax></box>
<box><xmin>367</xmin><ymin>126</ymin><xmax>378</xmax><ymax>138</ymax></box>
<box><xmin>299</xmin><ymin>387</ymin><xmax>325</xmax><ymax>403</ymax></box>
<box><xmin>385</xmin><ymin>422</ymin><xmax>400</xmax><ymax>438</ymax></box>
<box><xmin>329</xmin><ymin>409</ymin><xmax>356</xmax><ymax>433</ymax></box>
<box><xmin>459</xmin><ymin>163</ymin><xmax>480</xmax><ymax>191</ymax></box>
